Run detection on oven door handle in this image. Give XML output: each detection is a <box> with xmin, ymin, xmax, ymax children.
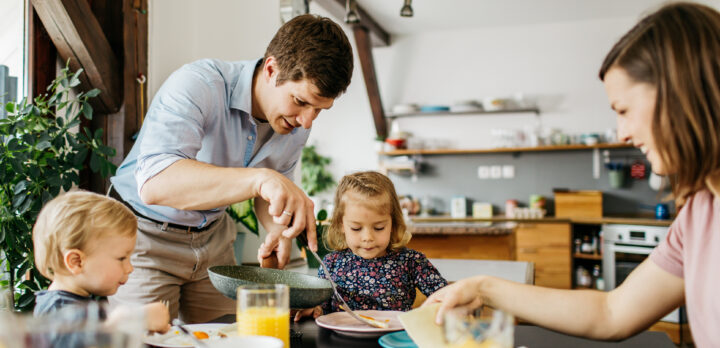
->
<box><xmin>611</xmin><ymin>245</ymin><xmax>654</xmax><ymax>255</ymax></box>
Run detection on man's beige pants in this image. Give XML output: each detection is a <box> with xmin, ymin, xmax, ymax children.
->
<box><xmin>109</xmin><ymin>213</ymin><xmax>237</xmax><ymax>323</ymax></box>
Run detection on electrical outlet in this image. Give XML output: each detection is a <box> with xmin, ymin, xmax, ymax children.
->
<box><xmin>502</xmin><ymin>165</ymin><xmax>515</xmax><ymax>179</ymax></box>
<box><xmin>490</xmin><ymin>165</ymin><xmax>502</xmax><ymax>179</ymax></box>
<box><xmin>477</xmin><ymin>166</ymin><xmax>490</xmax><ymax>179</ymax></box>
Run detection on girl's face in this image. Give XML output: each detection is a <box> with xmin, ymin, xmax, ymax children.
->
<box><xmin>341</xmin><ymin>192</ymin><xmax>393</xmax><ymax>259</ymax></box>
<box><xmin>604</xmin><ymin>66</ymin><xmax>669</xmax><ymax>175</ymax></box>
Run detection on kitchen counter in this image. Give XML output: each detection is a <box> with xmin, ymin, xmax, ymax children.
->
<box><xmin>407</xmin><ymin>221</ymin><xmax>516</xmax><ymax>235</ymax></box>
<box><xmin>411</xmin><ymin>215</ymin><xmax>672</xmax><ymax>227</ymax></box>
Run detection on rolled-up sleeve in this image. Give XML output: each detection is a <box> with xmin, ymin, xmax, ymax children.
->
<box><xmin>134</xmin><ymin>67</ymin><xmax>217</xmax><ymax>194</ymax></box>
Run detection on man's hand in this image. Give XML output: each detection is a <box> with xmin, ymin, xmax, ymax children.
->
<box><xmin>255</xmin><ymin>170</ymin><xmax>317</xmax><ymax>251</ymax></box>
<box><xmin>257</xmin><ymin>236</ymin><xmax>293</xmax><ymax>269</ymax></box>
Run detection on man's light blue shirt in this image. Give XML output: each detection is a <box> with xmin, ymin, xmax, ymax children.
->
<box><xmin>110</xmin><ymin>59</ymin><xmax>310</xmax><ymax>228</ymax></box>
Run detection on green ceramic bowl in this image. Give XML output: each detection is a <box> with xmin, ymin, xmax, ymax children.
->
<box><xmin>208</xmin><ymin>265</ymin><xmax>333</xmax><ymax>308</ymax></box>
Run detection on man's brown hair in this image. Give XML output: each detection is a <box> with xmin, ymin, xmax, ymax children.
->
<box><xmin>265</xmin><ymin>14</ymin><xmax>353</xmax><ymax>99</ymax></box>
<box><xmin>599</xmin><ymin>2</ymin><xmax>720</xmax><ymax>205</ymax></box>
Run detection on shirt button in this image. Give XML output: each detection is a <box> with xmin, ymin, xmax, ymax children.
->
<box><xmin>248</xmin><ymin>135</ymin><xmax>253</xmax><ymax>140</ymax></box>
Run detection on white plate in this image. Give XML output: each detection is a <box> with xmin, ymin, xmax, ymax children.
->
<box><xmin>315</xmin><ymin>310</ymin><xmax>404</xmax><ymax>338</ymax></box>
<box><xmin>143</xmin><ymin>323</ymin><xmax>237</xmax><ymax>347</ymax></box>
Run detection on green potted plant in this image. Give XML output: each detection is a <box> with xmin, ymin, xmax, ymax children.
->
<box><xmin>227</xmin><ymin>199</ymin><xmax>258</xmax><ymax>264</ymax></box>
<box><xmin>298</xmin><ymin>209</ymin><xmax>330</xmax><ymax>269</ymax></box>
<box><xmin>0</xmin><ymin>63</ymin><xmax>117</xmax><ymax>311</ymax></box>
<box><xmin>299</xmin><ymin>145</ymin><xmax>334</xmax><ymax>267</ymax></box>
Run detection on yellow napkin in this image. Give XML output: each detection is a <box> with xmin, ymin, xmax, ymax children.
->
<box><xmin>398</xmin><ymin>303</ymin><xmax>448</xmax><ymax>348</ymax></box>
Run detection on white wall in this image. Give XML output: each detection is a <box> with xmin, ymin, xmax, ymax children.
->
<box><xmin>147</xmin><ymin>1</ymin><xmax>654</xmax><ymax>186</ymax></box>
<box><xmin>374</xmin><ymin>17</ymin><xmax>638</xmax><ymax>149</ymax></box>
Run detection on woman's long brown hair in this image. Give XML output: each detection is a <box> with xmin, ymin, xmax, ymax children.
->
<box><xmin>599</xmin><ymin>2</ymin><xmax>720</xmax><ymax>205</ymax></box>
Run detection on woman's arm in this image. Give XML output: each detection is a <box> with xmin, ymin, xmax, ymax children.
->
<box><xmin>425</xmin><ymin>259</ymin><xmax>684</xmax><ymax>340</ymax></box>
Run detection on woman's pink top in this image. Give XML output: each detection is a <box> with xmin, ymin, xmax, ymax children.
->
<box><xmin>650</xmin><ymin>189</ymin><xmax>720</xmax><ymax>347</ymax></box>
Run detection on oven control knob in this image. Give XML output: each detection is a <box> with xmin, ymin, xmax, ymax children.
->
<box><xmin>654</xmin><ymin>236</ymin><xmax>660</xmax><ymax>243</ymax></box>
<box><xmin>618</xmin><ymin>235</ymin><xmax>622</xmax><ymax>240</ymax></box>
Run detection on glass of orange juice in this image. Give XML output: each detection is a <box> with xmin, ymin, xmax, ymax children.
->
<box><xmin>443</xmin><ymin>307</ymin><xmax>514</xmax><ymax>348</ymax></box>
<box><xmin>236</xmin><ymin>284</ymin><xmax>290</xmax><ymax>348</ymax></box>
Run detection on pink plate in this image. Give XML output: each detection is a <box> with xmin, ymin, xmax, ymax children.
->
<box><xmin>315</xmin><ymin>310</ymin><xmax>404</xmax><ymax>338</ymax></box>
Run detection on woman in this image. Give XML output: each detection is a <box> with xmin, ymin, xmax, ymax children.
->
<box><xmin>424</xmin><ymin>2</ymin><xmax>720</xmax><ymax>347</ymax></box>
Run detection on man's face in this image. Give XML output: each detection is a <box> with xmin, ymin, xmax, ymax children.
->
<box><xmin>257</xmin><ymin>59</ymin><xmax>335</xmax><ymax>134</ymax></box>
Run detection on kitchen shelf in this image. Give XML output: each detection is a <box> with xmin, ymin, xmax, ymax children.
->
<box><xmin>386</xmin><ymin>107</ymin><xmax>540</xmax><ymax>119</ymax></box>
<box><xmin>573</xmin><ymin>253</ymin><xmax>603</xmax><ymax>260</ymax></box>
<box><xmin>379</xmin><ymin>143</ymin><xmax>634</xmax><ymax>156</ymax></box>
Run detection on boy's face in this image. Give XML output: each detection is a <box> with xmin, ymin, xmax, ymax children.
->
<box><xmin>77</xmin><ymin>233</ymin><xmax>136</xmax><ymax>297</ymax></box>
<box><xmin>341</xmin><ymin>192</ymin><xmax>393</xmax><ymax>259</ymax></box>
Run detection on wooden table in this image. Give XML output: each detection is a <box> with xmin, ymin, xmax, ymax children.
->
<box><xmin>210</xmin><ymin>314</ymin><xmax>675</xmax><ymax>348</ymax></box>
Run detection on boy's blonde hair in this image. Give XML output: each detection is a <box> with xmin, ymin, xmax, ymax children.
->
<box><xmin>33</xmin><ymin>190</ymin><xmax>137</xmax><ymax>279</ymax></box>
<box><xmin>325</xmin><ymin>171</ymin><xmax>411</xmax><ymax>252</ymax></box>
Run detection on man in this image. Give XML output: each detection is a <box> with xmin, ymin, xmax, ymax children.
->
<box><xmin>109</xmin><ymin>14</ymin><xmax>353</xmax><ymax>323</ymax></box>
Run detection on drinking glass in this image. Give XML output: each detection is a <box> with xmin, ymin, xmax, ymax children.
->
<box><xmin>25</xmin><ymin>301</ymin><xmax>144</xmax><ymax>348</ymax></box>
<box><xmin>443</xmin><ymin>307</ymin><xmax>514</xmax><ymax>348</ymax></box>
<box><xmin>236</xmin><ymin>284</ymin><xmax>289</xmax><ymax>348</ymax></box>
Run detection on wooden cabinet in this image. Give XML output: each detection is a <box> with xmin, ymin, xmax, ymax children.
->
<box><xmin>408</xmin><ymin>234</ymin><xmax>516</xmax><ymax>261</ymax></box>
<box><xmin>515</xmin><ymin>223</ymin><xmax>572</xmax><ymax>289</ymax></box>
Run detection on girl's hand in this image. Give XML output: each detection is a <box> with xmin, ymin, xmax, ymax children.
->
<box><xmin>293</xmin><ymin>306</ymin><xmax>322</xmax><ymax>322</ymax></box>
<box><xmin>423</xmin><ymin>276</ymin><xmax>485</xmax><ymax>325</ymax></box>
<box><xmin>144</xmin><ymin>302</ymin><xmax>171</xmax><ymax>333</ymax></box>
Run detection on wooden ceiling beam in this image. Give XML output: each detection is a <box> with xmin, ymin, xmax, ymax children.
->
<box><xmin>31</xmin><ymin>0</ymin><xmax>122</xmax><ymax>113</ymax></box>
<box><xmin>314</xmin><ymin>0</ymin><xmax>390</xmax><ymax>47</ymax></box>
<box><xmin>353</xmin><ymin>26</ymin><xmax>387</xmax><ymax>139</ymax></box>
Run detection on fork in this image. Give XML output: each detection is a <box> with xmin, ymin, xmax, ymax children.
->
<box><xmin>172</xmin><ymin>318</ymin><xmax>210</xmax><ymax>348</ymax></box>
<box><xmin>297</xmin><ymin>233</ymin><xmax>386</xmax><ymax>329</ymax></box>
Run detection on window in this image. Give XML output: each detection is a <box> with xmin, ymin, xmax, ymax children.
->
<box><xmin>0</xmin><ymin>0</ymin><xmax>26</xmax><ymax>117</ymax></box>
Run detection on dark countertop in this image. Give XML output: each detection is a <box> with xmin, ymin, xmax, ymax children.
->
<box><xmin>411</xmin><ymin>215</ymin><xmax>672</xmax><ymax>227</ymax></box>
<box><xmin>208</xmin><ymin>315</ymin><xmax>675</xmax><ymax>348</ymax></box>
<box><xmin>408</xmin><ymin>221</ymin><xmax>515</xmax><ymax>235</ymax></box>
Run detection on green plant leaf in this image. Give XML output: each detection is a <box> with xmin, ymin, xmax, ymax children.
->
<box><xmin>13</xmin><ymin>180</ymin><xmax>29</xmax><ymax>194</ymax></box>
<box><xmin>69</xmin><ymin>70</ymin><xmax>81</xmax><ymax>87</ymax></box>
<box><xmin>89</xmin><ymin>152</ymin><xmax>100</xmax><ymax>172</ymax></box>
<box><xmin>18</xmin><ymin>196</ymin><xmax>32</xmax><ymax>214</ymax></box>
<box><xmin>94</xmin><ymin>128</ymin><xmax>103</xmax><ymax>140</ymax></box>
<box><xmin>85</xmin><ymin>89</ymin><xmax>101</xmax><ymax>98</ymax></box>
<box><xmin>73</xmin><ymin>147</ymin><xmax>88</xmax><ymax>166</ymax></box>
<box><xmin>12</xmin><ymin>194</ymin><xmax>27</xmax><ymax>209</ymax></box>
<box><xmin>17</xmin><ymin>291</ymin><xmax>34</xmax><ymax>308</ymax></box>
<box><xmin>36</xmin><ymin>140</ymin><xmax>51</xmax><ymax>151</ymax></box>
<box><xmin>5</xmin><ymin>102</ymin><xmax>14</xmax><ymax>113</ymax></box>
<box><xmin>317</xmin><ymin>209</ymin><xmax>328</xmax><ymax>221</ymax></box>
<box><xmin>82</xmin><ymin>102</ymin><xmax>93</xmax><ymax>120</ymax></box>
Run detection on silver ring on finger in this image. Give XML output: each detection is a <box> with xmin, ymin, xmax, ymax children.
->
<box><xmin>282</xmin><ymin>210</ymin><xmax>293</xmax><ymax>216</ymax></box>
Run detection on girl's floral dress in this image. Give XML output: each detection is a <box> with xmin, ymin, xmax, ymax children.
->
<box><xmin>318</xmin><ymin>248</ymin><xmax>448</xmax><ymax>313</ymax></box>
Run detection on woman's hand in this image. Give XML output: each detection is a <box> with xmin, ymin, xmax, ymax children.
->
<box><xmin>293</xmin><ymin>306</ymin><xmax>322</xmax><ymax>322</ymax></box>
<box><xmin>143</xmin><ymin>302</ymin><xmax>171</xmax><ymax>333</ymax></box>
<box><xmin>423</xmin><ymin>276</ymin><xmax>485</xmax><ymax>324</ymax></box>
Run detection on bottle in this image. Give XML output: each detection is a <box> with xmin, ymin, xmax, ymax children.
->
<box><xmin>574</xmin><ymin>238</ymin><xmax>582</xmax><ymax>253</ymax></box>
<box><xmin>593</xmin><ymin>265</ymin><xmax>604</xmax><ymax>290</ymax></box>
<box><xmin>580</xmin><ymin>235</ymin><xmax>593</xmax><ymax>254</ymax></box>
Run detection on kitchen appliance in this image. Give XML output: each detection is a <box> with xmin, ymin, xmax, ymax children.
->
<box><xmin>602</xmin><ymin>224</ymin><xmax>685</xmax><ymax>323</ymax></box>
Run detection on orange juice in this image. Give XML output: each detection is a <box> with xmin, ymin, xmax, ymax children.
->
<box><xmin>237</xmin><ymin>306</ymin><xmax>290</xmax><ymax>348</ymax></box>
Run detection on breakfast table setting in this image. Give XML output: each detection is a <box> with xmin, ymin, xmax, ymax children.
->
<box><xmin>139</xmin><ymin>261</ymin><xmax>676</xmax><ymax>348</ymax></box>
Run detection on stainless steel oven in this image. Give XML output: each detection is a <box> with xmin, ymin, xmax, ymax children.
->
<box><xmin>602</xmin><ymin>224</ymin><xmax>685</xmax><ymax>323</ymax></box>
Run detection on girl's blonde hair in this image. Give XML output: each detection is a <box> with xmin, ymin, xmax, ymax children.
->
<box><xmin>599</xmin><ymin>2</ymin><xmax>720</xmax><ymax>205</ymax></box>
<box><xmin>33</xmin><ymin>190</ymin><xmax>137</xmax><ymax>279</ymax></box>
<box><xmin>325</xmin><ymin>171</ymin><xmax>411</xmax><ymax>252</ymax></box>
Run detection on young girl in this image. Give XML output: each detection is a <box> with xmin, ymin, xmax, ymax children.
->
<box><xmin>426</xmin><ymin>3</ymin><xmax>720</xmax><ymax>347</ymax></box>
<box><xmin>296</xmin><ymin>171</ymin><xmax>447</xmax><ymax>320</ymax></box>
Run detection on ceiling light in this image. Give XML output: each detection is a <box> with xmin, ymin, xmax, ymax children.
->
<box><xmin>400</xmin><ymin>0</ymin><xmax>413</xmax><ymax>17</ymax></box>
<box><xmin>345</xmin><ymin>0</ymin><xmax>360</xmax><ymax>24</ymax></box>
